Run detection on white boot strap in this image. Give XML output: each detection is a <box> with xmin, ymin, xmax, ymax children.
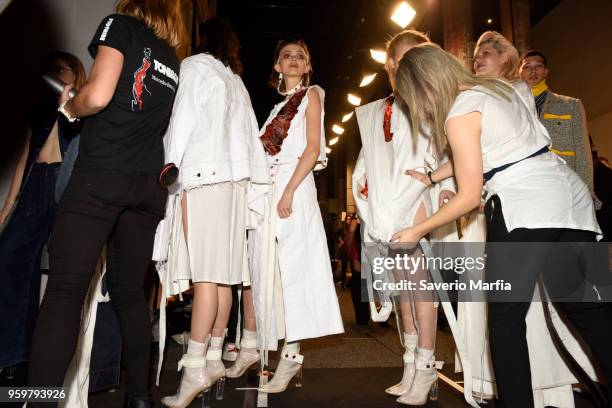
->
<box><xmin>241</xmin><ymin>336</ymin><xmax>257</xmax><ymax>349</ymax></box>
<box><xmin>206</xmin><ymin>349</ymin><xmax>223</xmax><ymax>361</ymax></box>
<box><xmin>281</xmin><ymin>351</ymin><xmax>304</xmax><ymax>364</ymax></box>
<box><xmin>177</xmin><ymin>354</ymin><xmax>206</xmax><ymax>371</ymax></box>
<box><xmin>403</xmin><ymin>351</ymin><xmax>415</xmax><ymax>364</ymax></box>
<box><xmin>415</xmin><ymin>359</ymin><xmax>443</xmax><ymax>370</ymax></box>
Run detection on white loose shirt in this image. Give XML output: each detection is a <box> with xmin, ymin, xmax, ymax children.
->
<box><xmin>446</xmin><ymin>85</ymin><xmax>601</xmax><ymax>238</ymax></box>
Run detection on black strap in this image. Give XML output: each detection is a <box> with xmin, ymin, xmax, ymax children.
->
<box><xmin>483</xmin><ymin>146</ymin><xmax>549</xmax><ymax>182</ymax></box>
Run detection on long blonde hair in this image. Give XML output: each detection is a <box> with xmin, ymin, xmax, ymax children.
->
<box><xmin>475</xmin><ymin>31</ymin><xmax>519</xmax><ymax>80</ymax></box>
<box><xmin>115</xmin><ymin>0</ymin><xmax>185</xmax><ymax>49</ymax></box>
<box><xmin>396</xmin><ymin>43</ymin><xmax>513</xmax><ymax>155</ymax></box>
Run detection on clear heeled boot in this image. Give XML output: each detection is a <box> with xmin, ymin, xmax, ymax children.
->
<box><xmin>385</xmin><ymin>334</ymin><xmax>417</xmax><ymax>396</ymax></box>
<box><xmin>206</xmin><ymin>337</ymin><xmax>227</xmax><ymax>400</ymax></box>
<box><xmin>396</xmin><ymin>351</ymin><xmax>442</xmax><ymax>406</ymax></box>
<box><xmin>226</xmin><ymin>331</ymin><xmax>259</xmax><ymax>378</ymax></box>
<box><xmin>161</xmin><ymin>354</ymin><xmax>211</xmax><ymax>408</ymax></box>
<box><xmin>258</xmin><ymin>343</ymin><xmax>303</xmax><ymax>394</ymax></box>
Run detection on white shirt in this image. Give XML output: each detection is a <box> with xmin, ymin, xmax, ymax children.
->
<box><xmin>446</xmin><ymin>85</ymin><xmax>601</xmax><ymax>238</ymax></box>
<box><xmin>164</xmin><ymin>53</ymin><xmax>268</xmax><ymax>190</ymax></box>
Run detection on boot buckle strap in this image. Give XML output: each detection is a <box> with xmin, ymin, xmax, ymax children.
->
<box><xmin>281</xmin><ymin>352</ymin><xmax>304</xmax><ymax>364</ymax></box>
<box><xmin>206</xmin><ymin>349</ymin><xmax>223</xmax><ymax>361</ymax></box>
<box><xmin>177</xmin><ymin>354</ymin><xmax>206</xmax><ymax>371</ymax></box>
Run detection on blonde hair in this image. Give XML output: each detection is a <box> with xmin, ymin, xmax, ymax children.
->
<box><xmin>386</xmin><ymin>29</ymin><xmax>430</xmax><ymax>59</ymax></box>
<box><xmin>396</xmin><ymin>43</ymin><xmax>513</xmax><ymax>155</ymax></box>
<box><xmin>475</xmin><ymin>31</ymin><xmax>519</xmax><ymax>80</ymax></box>
<box><xmin>115</xmin><ymin>0</ymin><xmax>185</xmax><ymax>49</ymax></box>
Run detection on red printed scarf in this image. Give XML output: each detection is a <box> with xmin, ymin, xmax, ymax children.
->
<box><xmin>260</xmin><ymin>88</ymin><xmax>308</xmax><ymax>155</ymax></box>
<box><xmin>383</xmin><ymin>95</ymin><xmax>394</xmax><ymax>142</ymax></box>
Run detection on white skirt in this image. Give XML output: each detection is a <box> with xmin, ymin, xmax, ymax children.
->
<box><xmin>183</xmin><ymin>180</ymin><xmax>249</xmax><ymax>285</ymax></box>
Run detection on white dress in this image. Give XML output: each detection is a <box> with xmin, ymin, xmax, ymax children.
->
<box><xmin>249</xmin><ymin>86</ymin><xmax>344</xmax><ymax>352</ymax></box>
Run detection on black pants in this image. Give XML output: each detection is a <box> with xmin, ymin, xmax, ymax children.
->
<box><xmin>28</xmin><ymin>170</ymin><xmax>166</xmax><ymax>405</ymax></box>
<box><xmin>485</xmin><ymin>195</ymin><xmax>612</xmax><ymax>408</ymax></box>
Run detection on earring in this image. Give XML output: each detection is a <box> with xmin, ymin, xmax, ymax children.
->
<box><xmin>276</xmin><ymin>73</ymin><xmax>284</xmax><ymax>93</ymax></box>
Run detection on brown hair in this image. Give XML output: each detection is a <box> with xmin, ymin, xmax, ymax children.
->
<box><xmin>198</xmin><ymin>17</ymin><xmax>243</xmax><ymax>75</ymax></box>
<box><xmin>44</xmin><ymin>51</ymin><xmax>87</xmax><ymax>91</ymax></box>
<box><xmin>386</xmin><ymin>29</ymin><xmax>430</xmax><ymax>59</ymax></box>
<box><xmin>268</xmin><ymin>38</ymin><xmax>312</xmax><ymax>93</ymax></box>
<box><xmin>396</xmin><ymin>43</ymin><xmax>513</xmax><ymax>155</ymax></box>
<box><xmin>115</xmin><ymin>0</ymin><xmax>185</xmax><ymax>49</ymax></box>
<box><xmin>474</xmin><ymin>31</ymin><xmax>519</xmax><ymax>80</ymax></box>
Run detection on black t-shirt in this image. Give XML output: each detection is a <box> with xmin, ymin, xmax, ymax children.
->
<box><xmin>75</xmin><ymin>14</ymin><xmax>179</xmax><ymax>174</ymax></box>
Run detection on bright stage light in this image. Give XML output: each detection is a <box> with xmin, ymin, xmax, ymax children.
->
<box><xmin>329</xmin><ymin>136</ymin><xmax>339</xmax><ymax>146</ymax></box>
<box><xmin>325</xmin><ymin>147</ymin><xmax>332</xmax><ymax>154</ymax></box>
<box><xmin>360</xmin><ymin>73</ymin><xmax>377</xmax><ymax>87</ymax></box>
<box><xmin>332</xmin><ymin>125</ymin><xmax>345</xmax><ymax>135</ymax></box>
<box><xmin>391</xmin><ymin>2</ymin><xmax>416</xmax><ymax>28</ymax></box>
<box><xmin>342</xmin><ymin>112</ymin><xmax>354</xmax><ymax>122</ymax></box>
<box><xmin>370</xmin><ymin>49</ymin><xmax>387</xmax><ymax>64</ymax></box>
<box><xmin>347</xmin><ymin>93</ymin><xmax>362</xmax><ymax>106</ymax></box>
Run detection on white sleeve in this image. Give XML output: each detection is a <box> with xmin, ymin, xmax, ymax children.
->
<box><xmin>164</xmin><ymin>60</ymin><xmax>203</xmax><ymax>169</ymax></box>
<box><xmin>352</xmin><ymin>148</ymin><xmax>369</xmax><ymax>224</ymax></box>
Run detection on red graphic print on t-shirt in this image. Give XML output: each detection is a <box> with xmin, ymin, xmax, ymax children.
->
<box><xmin>131</xmin><ymin>47</ymin><xmax>152</xmax><ymax>111</ymax></box>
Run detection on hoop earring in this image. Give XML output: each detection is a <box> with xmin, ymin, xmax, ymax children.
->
<box><xmin>276</xmin><ymin>73</ymin><xmax>284</xmax><ymax>93</ymax></box>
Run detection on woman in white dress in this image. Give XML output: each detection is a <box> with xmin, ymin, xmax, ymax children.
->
<box><xmin>393</xmin><ymin>43</ymin><xmax>612</xmax><ymax>408</ymax></box>
<box><xmin>157</xmin><ymin>18</ymin><xmax>268</xmax><ymax>408</ymax></box>
<box><xmin>249</xmin><ymin>38</ymin><xmax>344</xmax><ymax>394</ymax></box>
<box><xmin>351</xmin><ymin>30</ymin><xmax>454</xmax><ymax>405</ymax></box>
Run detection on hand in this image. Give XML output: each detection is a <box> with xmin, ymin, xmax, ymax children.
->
<box><xmin>348</xmin><ymin>217</ymin><xmax>359</xmax><ymax>233</ymax></box>
<box><xmin>405</xmin><ymin>169</ymin><xmax>431</xmax><ymax>187</ymax></box>
<box><xmin>390</xmin><ymin>227</ymin><xmax>422</xmax><ymax>247</ymax></box>
<box><xmin>439</xmin><ymin>189</ymin><xmax>455</xmax><ymax>208</ymax></box>
<box><xmin>277</xmin><ymin>190</ymin><xmax>294</xmax><ymax>219</ymax></box>
<box><xmin>59</xmin><ymin>83</ymin><xmax>74</xmax><ymax>105</ymax></box>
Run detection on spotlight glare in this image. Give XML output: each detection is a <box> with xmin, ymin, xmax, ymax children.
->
<box><xmin>332</xmin><ymin>125</ymin><xmax>345</xmax><ymax>135</ymax></box>
<box><xmin>370</xmin><ymin>49</ymin><xmax>387</xmax><ymax>64</ymax></box>
<box><xmin>347</xmin><ymin>93</ymin><xmax>362</xmax><ymax>106</ymax></box>
<box><xmin>487</xmin><ymin>18</ymin><xmax>493</xmax><ymax>24</ymax></box>
<box><xmin>325</xmin><ymin>147</ymin><xmax>332</xmax><ymax>154</ymax></box>
<box><xmin>341</xmin><ymin>112</ymin><xmax>354</xmax><ymax>122</ymax></box>
<box><xmin>360</xmin><ymin>73</ymin><xmax>377</xmax><ymax>87</ymax></box>
<box><xmin>329</xmin><ymin>136</ymin><xmax>339</xmax><ymax>146</ymax></box>
<box><xmin>391</xmin><ymin>2</ymin><xmax>416</xmax><ymax>28</ymax></box>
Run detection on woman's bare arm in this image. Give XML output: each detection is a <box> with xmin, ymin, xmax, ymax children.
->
<box><xmin>61</xmin><ymin>46</ymin><xmax>124</xmax><ymax>117</ymax></box>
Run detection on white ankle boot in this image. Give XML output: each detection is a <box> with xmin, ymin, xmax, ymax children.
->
<box><xmin>226</xmin><ymin>330</ymin><xmax>259</xmax><ymax>378</ymax></box>
<box><xmin>397</xmin><ymin>348</ymin><xmax>442</xmax><ymax>406</ymax></box>
<box><xmin>258</xmin><ymin>342</ymin><xmax>303</xmax><ymax>393</ymax></box>
<box><xmin>161</xmin><ymin>339</ymin><xmax>211</xmax><ymax>408</ymax></box>
<box><xmin>385</xmin><ymin>334</ymin><xmax>418</xmax><ymax>396</ymax></box>
<box><xmin>206</xmin><ymin>336</ymin><xmax>227</xmax><ymax>399</ymax></box>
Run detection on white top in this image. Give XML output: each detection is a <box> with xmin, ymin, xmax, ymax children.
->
<box><xmin>164</xmin><ymin>53</ymin><xmax>269</xmax><ymax>190</ymax></box>
<box><xmin>352</xmin><ymin>97</ymin><xmax>455</xmax><ymax>242</ymax></box>
<box><xmin>446</xmin><ymin>85</ymin><xmax>601</xmax><ymax>238</ymax></box>
<box><xmin>259</xmin><ymin>85</ymin><xmax>328</xmax><ymax>170</ymax></box>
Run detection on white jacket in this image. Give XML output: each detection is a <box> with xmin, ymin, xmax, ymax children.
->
<box><xmin>164</xmin><ymin>53</ymin><xmax>269</xmax><ymax>190</ymax></box>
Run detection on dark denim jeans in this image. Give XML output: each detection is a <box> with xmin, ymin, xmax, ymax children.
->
<box><xmin>0</xmin><ymin>162</ymin><xmax>60</xmax><ymax>368</ymax></box>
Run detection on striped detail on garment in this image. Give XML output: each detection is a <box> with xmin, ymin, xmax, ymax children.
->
<box><xmin>535</xmin><ymin>90</ymin><xmax>547</xmax><ymax>116</ymax></box>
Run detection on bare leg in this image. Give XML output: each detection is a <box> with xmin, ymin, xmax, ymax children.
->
<box><xmin>411</xmin><ymin>202</ymin><xmax>437</xmax><ymax>350</ymax></box>
<box><xmin>211</xmin><ymin>285</ymin><xmax>232</xmax><ymax>338</ymax></box>
<box><xmin>182</xmin><ymin>194</ymin><xmax>218</xmax><ymax>343</ymax></box>
<box><xmin>242</xmin><ymin>286</ymin><xmax>257</xmax><ymax>332</ymax></box>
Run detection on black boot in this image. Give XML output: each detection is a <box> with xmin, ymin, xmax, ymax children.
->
<box><xmin>122</xmin><ymin>393</ymin><xmax>153</xmax><ymax>408</ymax></box>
